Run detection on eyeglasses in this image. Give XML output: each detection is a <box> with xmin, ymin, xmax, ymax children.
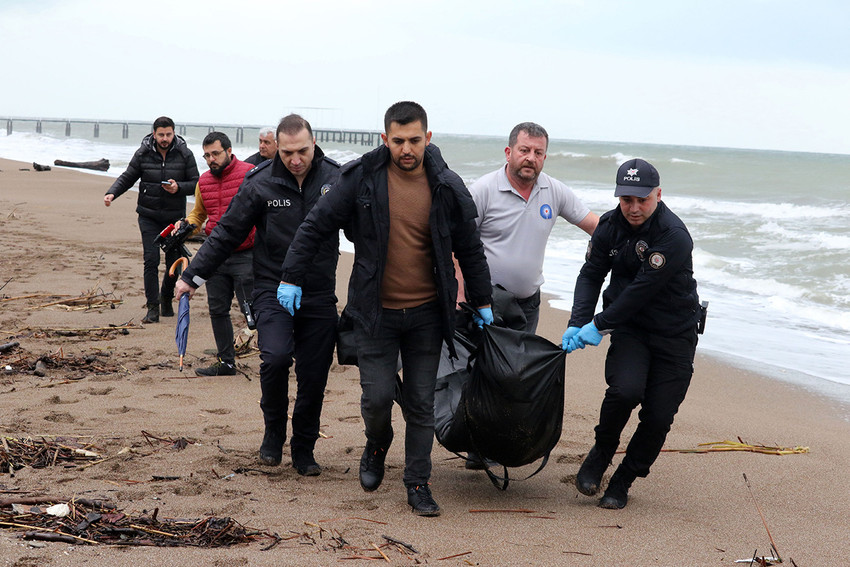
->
<box><xmin>203</xmin><ymin>150</ymin><xmax>226</xmax><ymax>160</ymax></box>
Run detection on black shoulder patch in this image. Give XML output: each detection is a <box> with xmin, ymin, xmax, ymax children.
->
<box><xmin>246</xmin><ymin>159</ymin><xmax>272</xmax><ymax>177</ymax></box>
<box><xmin>341</xmin><ymin>159</ymin><xmax>361</xmax><ymax>173</ymax></box>
<box><xmin>323</xmin><ymin>156</ymin><xmax>341</xmax><ymax>168</ymax></box>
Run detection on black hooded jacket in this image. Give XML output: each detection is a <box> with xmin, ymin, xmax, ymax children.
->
<box><xmin>181</xmin><ymin>146</ymin><xmax>340</xmax><ymax>302</ymax></box>
<box><xmin>106</xmin><ymin>133</ymin><xmax>199</xmax><ymax>220</ymax></box>
<box><xmin>568</xmin><ymin>200</ymin><xmax>700</xmax><ymax>336</ymax></box>
<box><xmin>281</xmin><ymin>143</ymin><xmax>492</xmax><ymax>354</ymax></box>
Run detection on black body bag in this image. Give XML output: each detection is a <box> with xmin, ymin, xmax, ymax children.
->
<box><xmin>435</xmin><ymin>314</ymin><xmax>566</xmax><ymax>489</ymax></box>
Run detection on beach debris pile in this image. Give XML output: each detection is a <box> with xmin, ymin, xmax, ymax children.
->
<box><xmin>0</xmin><ymin>497</ymin><xmax>274</xmax><ymax>547</ymax></box>
<box><xmin>0</xmin><ymin>436</ymin><xmax>101</xmax><ymax>473</ymax></box>
<box><xmin>0</xmin><ymin>344</ymin><xmax>126</xmax><ymax>378</ymax></box>
<box><xmin>279</xmin><ymin>521</ymin><xmax>426</xmax><ymax>562</ymax></box>
<box><xmin>1</xmin><ymin>287</ymin><xmax>123</xmax><ymax>312</ymax></box>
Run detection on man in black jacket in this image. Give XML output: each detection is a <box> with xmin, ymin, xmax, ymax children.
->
<box><xmin>563</xmin><ymin>158</ymin><xmax>701</xmax><ymax>509</ymax></box>
<box><xmin>280</xmin><ymin>101</ymin><xmax>493</xmax><ymax>516</ymax></box>
<box><xmin>104</xmin><ymin>116</ymin><xmax>200</xmax><ymax>323</ymax></box>
<box><xmin>244</xmin><ymin>127</ymin><xmax>276</xmax><ymax>166</ymax></box>
<box><xmin>176</xmin><ymin>115</ymin><xmax>340</xmax><ymax>477</ymax></box>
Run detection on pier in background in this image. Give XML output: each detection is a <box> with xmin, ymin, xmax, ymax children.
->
<box><xmin>1</xmin><ymin>116</ymin><xmax>382</xmax><ymax>147</ymax></box>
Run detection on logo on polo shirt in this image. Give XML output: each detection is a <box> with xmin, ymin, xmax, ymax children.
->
<box><xmin>539</xmin><ymin>204</ymin><xmax>553</xmax><ymax>219</ymax></box>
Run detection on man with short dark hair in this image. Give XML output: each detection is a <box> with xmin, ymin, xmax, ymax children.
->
<box><xmin>175</xmin><ymin>131</ymin><xmax>255</xmax><ymax>376</ymax></box>
<box><xmin>563</xmin><ymin>158</ymin><xmax>701</xmax><ymax>510</ymax></box>
<box><xmin>279</xmin><ymin>101</ymin><xmax>493</xmax><ymax>516</ymax></box>
<box><xmin>244</xmin><ymin>127</ymin><xmax>276</xmax><ymax>166</ymax></box>
<box><xmin>465</xmin><ymin>121</ymin><xmax>598</xmax><ymax>333</ymax></box>
<box><xmin>104</xmin><ymin>116</ymin><xmax>199</xmax><ymax>323</ymax></box>
<box><xmin>176</xmin><ymin>115</ymin><xmax>340</xmax><ymax>477</ymax></box>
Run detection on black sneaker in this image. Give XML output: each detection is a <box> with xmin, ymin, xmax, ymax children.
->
<box><xmin>141</xmin><ymin>303</ymin><xmax>159</xmax><ymax>324</ymax></box>
<box><xmin>359</xmin><ymin>443</ymin><xmax>387</xmax><ymax>492</ymax></box>
<box><xmin>258</xmin><ymin>424</ymin><xmax>286</xmax><ymax>466</ymax></box>
<box><xmin>576</xmin><ymin>444</ymin><xmax>615</xmax><ymax>496</ymax></box>
<box><xmin>293</xmin><ymin>455</ymin><xmax>322</xmax><ymax>477</ymax></box>
<box><xmin>195</xmin><ymin>361</ymin><xmax>237</xmax><ymax>376</ymax></box>
<box><xmin>598</xmin><ymin>466</ymin><xmax>635</xmax><ymax>509</ymax></box>
<box><xmin>160</xmin><ymin>295</ymin><xmax>174</xmax><ymax>317</ymax></box>
<box><xmin>406</xmin><ymin>484</ymin><xmax>441</xmax><ymax>517</ymax></box>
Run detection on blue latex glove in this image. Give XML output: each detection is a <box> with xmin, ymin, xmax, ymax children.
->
<box><xmin>472</xmin><ymin>306</ymin><xmax>494</xmax><ymax>328</ymax></box>
<box><xmin>277</xmin><ymin>283</ymin><xmax>302</xmax><ymax>316</ymax></box>
<box><xmin>562</xmin><ymin>326</ymin><xmax>581</xmax><ymax>351</ymax></box>
<box><xmin>574</xmin><ymin>320</ymin><xmax>603</xmax><ymax>349</ymax></box>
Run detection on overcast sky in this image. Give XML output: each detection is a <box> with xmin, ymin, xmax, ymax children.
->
<box><xmin>2</xmin><ymin>0</ymin><xmax>848</xmax><ymax>154</ymax></box>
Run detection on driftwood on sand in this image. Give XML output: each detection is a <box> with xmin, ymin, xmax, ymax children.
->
<box><xmin>53</xmin><ymin>158</ymin><xmax>110</xmax><ymax>172</ymax></box>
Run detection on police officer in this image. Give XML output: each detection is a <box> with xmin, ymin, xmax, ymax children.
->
<box><xmin>562</xmin><ymin>158</ymin><xmax>701</xmax><ymax>509</ymax></box>
<box><xmin>175</xmin><ymin>114</ymin><xmax>340</xmax><ymax>477</ymax></box>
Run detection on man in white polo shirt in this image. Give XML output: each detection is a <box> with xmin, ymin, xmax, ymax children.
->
<box><xmin>467</xmin><ymin>122</ymin><xmax>598</xmax><ymax>333</ymax></box>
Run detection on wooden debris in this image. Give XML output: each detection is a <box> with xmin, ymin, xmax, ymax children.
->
<box><xmin>0</xmin><ymin>341</ymin><xmax>19</xmax><ymax>354</ymax></box>
<box><xmin>31</xmin><ymin>287</ymin><xmax>122</xmax><ymax>311</ymax></box>
<box><xmin>743</xmin><ymin>473</ymin><xmax>782</xmax><ymax>563</ymax></box>
<box><xmin>0</xmin><ymin>498</ymin><xmax>273</xmax><ymax>547</ymax></box>
<box><xmin>663</xmin><ymin>437</ymin><xmax>809</xmax><ymax>456</ymax></box>
<box><xmin>141</xmin><ymin>430</ymin><xmax>197</xmax><ymax>451</ymax></box>
<box><xmin>1</xmin><ymin>346</ymin><xmax>126</xmax><ymax>379</ymax></box>
<box><xmin>0</xmin><ymin>436</ymin><xmax>101</xmax><ymax>473</ymax></box>
<box><xmin>438</xmin><ymin>551</ymin><xmax>472</xmax><ymax>560</ymax></box>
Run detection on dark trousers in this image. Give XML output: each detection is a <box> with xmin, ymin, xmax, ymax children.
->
<box><xmin>138</xmin><ymin>214</ymin><xmax>182</xmax><ymax>305</ymax></box>
<box><xmin>205</xmin><ymin>249</ymin><xmax>254</xmax><ymax>365</ymax></box>
<box><xmin>354</xmin><ymin>302</ymin><xmax>443</xmax><ymax>487</ymax></box>
<box><xmin>595</xmin><ymin>326</ymin><xmax>697</xmax><ymax>478</ymax></box>
<box><xmin>516</xmin><ymin>288</ymin><xmax>541</xmax><ymax>334</ymax></box>
<box><xmin>252</xmin><ymin>289</ymin><xmax>337</xmax><ymax>457</ymax></box>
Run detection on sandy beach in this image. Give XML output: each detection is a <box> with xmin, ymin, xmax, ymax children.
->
<box><xmin>1</xmin><ymin>157</ymin><xmax>848</xmax><ymax>566</ymax></box>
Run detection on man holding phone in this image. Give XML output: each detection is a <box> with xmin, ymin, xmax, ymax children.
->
<box><xmin>104</xmin><ymin>116</ymin><xmax>199</xmax><ymax>323</ymax></box>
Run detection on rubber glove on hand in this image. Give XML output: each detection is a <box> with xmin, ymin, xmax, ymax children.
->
<box><xmin>472</xmin><ymin>306</ymin><xmax>494</xmax><ymax>328</ymax></box>
<box><xmin>575</xmin><ymin>320</ymin><xmax>603</xmax><ymax>348</ymax></box>
<box><xmin>277</xmin><ymin>283</ymin><xmax>302</xmax><ymax>316</ymax></box>
<box><xmin>561</xmin><ymin>326</ymin><xmax>581</xmax><ymax>352</ymax></box>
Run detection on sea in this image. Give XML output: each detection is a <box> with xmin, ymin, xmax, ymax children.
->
<box><xmin>1</xmin><ymin>122</ymin><xmax>848</xmax><ymax>408</ymax></box>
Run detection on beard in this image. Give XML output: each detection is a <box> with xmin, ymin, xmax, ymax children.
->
<box><xmin>209</xmin><ymin>156</ymin><xmax>231</xmax><ymax>177</ymax></box>
<box><xmin>392</xmin><ymin>153</ymin><xmax>422</xmax><ymax>172</ymax></box>
<box><xmin>509</xmin><ymin>161</ymin><xmax>541</xmax><ymax>183</ymax></box>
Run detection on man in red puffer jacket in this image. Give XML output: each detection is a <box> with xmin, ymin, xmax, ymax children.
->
<box><xmin>176</xmin><ymin>131</ymin><xmax>255</xmax><ymax>376</ymax></box>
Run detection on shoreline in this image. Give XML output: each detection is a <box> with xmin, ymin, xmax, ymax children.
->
<box><xmin>2</xmin><ymin>157</ymin><xmax>850</xmax><ymax>565</ymax></box>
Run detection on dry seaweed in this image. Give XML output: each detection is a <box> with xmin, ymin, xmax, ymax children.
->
<box><xmin>663</xmin><ymin>437</ymin><xmax>809</xmax><ymax>456</ymax></box>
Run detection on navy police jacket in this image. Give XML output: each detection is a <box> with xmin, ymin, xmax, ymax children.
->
<box><xmin>281</xmin><ymin>143</ymin><xmax>492</xmax><ymax>355</ymax></box>
<box><xmin>181</xmin><ymin>146</ymin><xmax>340</xmax><ymax>302</ymax></box>
<box><xmin>106</xmin><ymin>133</ymin><xmax>199</xmax><ymax>220</ymax></box>
<box><xmin>569</xmin><ymin>200</ymin><xmax>700</xmax><ymax>336</ymax></box>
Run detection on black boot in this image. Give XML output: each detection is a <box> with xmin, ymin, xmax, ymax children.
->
<box><xmin>359</xmin><ymin>442</ymin><xmax>388</xmax><ymax>492</ymax></box>
<box><xmin>259</xmin><ymin>423</ymin><xmax>286</xmax><ymax>466</ymax></box>
<box><xmin>599</xmin><ymin>465</ymin><xmax>636</xmax><ymax>509</ymax></box>
<box><xmin>576</xmin><ymin>444</ymin><xmax>616</xmax><ymax>496</ymax></box>
<box><xmin>292</xmin><ymin>447</ymin><xmax>322</xmax><ymax>477</ymax></box>
<box><xmin>141</xmin><ymin>303</ymin><xmax>160</xmax><ymax>324</ymax></box>
<box><xmin>160</xmin><ymin>294</ymin><xmax>174</xmax><ymax>317</ymax></box>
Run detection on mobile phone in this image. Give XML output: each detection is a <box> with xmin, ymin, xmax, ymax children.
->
<box><xmin>161</xmin><ymin>180</ymin><xmax>171</xmax><ymax>185</ymax></box>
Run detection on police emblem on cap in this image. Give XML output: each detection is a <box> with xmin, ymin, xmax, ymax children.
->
<box><xmin>635</xmin><ymin>240</ymin><xmax>648</xmax><ymax>261</ymax></box>
<box><xmin>648</xmin><ymin>252</ymin><xmax>666</xmax><ymax>269</ymax></box>
<box><xmin>320</xmin><ymin>184</ymin><xmax>331</xmax><ymax>196</ymax></box>
<box><xmin>539</xmin><ymin>204</ymin><xmax>552</xmax><ymax>219</ymax></box>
